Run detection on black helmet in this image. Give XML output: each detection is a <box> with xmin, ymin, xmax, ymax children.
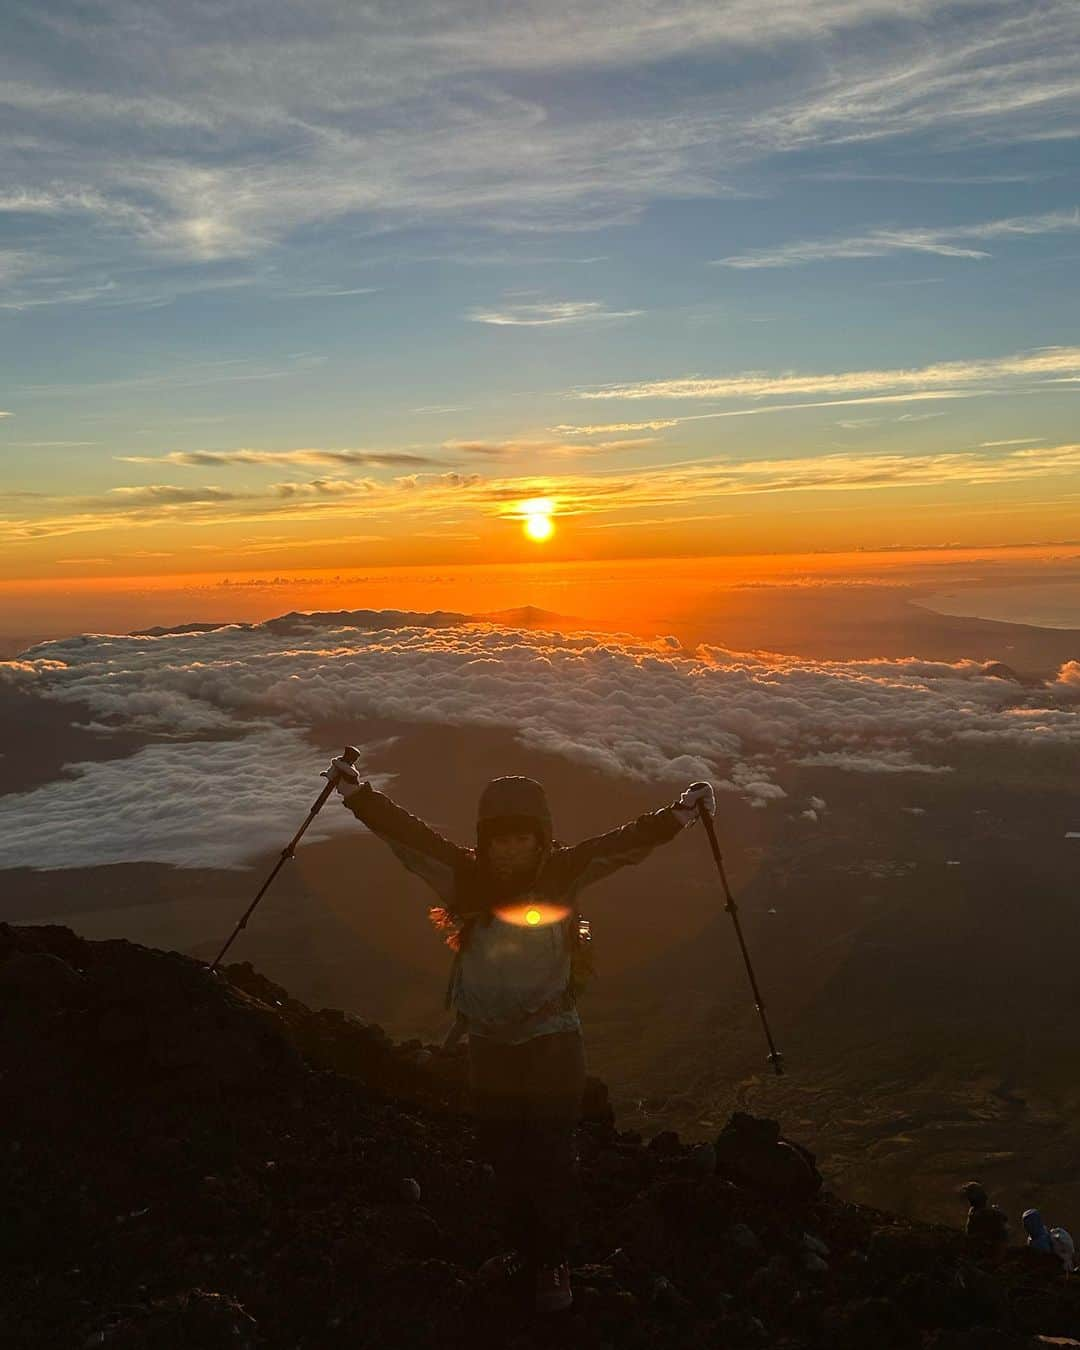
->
<box><xmin>476</xmin><ymin>776</ymin><xmax>553</xmax><ymax>852</ymax></box>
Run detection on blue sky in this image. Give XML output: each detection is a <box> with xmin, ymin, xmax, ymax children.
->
<box><xmin>1</xmin><ymin>0</ymin><xmax>1079</xmax><ymax>576</ymax></box>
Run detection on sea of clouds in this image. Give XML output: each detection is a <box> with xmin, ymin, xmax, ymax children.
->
<box><xmin>2</xmin><ymin>612</ymin><xmax>1078</xmax><ymax>870</ymax></box>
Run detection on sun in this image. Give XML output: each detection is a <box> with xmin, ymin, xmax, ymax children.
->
<box><xmin>520</xmin><ymin>496</ymin><xmax>555</xmax><ymax>542</ymax></box>
<box><xmin>524</xmin><ymin>513</ymin><xmax>554</xmax><ymax>541</ymax></box>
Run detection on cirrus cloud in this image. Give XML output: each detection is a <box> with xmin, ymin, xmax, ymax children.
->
<box><xmin>713</xmin><ymin>208</ymin><xmax>1080</xmax><ymax>270</ymax></box>
<box><xmin>575</xmin><ymin>346</ymin><xmax>1080</xmax><ymax>402</ymax></box>
<box><xmin>118</xmin><ymin>448</ymin><xmax>446</xmax><ymax>469</ymax></box>
<box><xmin>467</xmin><ymin>299</ymin><xmax>642</xmax><ymax>326</ymax></box>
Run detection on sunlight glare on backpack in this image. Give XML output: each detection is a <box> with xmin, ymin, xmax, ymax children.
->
<box><xmin>494</xmin><ymin>900</ymin><xmax>572</xmax><ymax>927</ymax></box>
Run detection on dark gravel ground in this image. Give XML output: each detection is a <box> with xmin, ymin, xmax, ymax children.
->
<box><xmin>2</xmin><ymin>921</ymin><xmax>1079</xmax><ymax>1350</ymax></box>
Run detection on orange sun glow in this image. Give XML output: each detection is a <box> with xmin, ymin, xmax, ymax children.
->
<box><xmin>520</xmin><ymin>497</ymin><xmax>555</xmax><ymax>541</ymax></box>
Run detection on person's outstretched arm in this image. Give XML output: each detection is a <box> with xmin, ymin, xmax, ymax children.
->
<box><xmin>557</xmin><ymin>781</ymin><xmax>715</xmax><ymax>893</ymax></box>
<box><xmin>325</xmin><ymin>758</ymin><xmax>468</xmax><ymax>903</ymax></box>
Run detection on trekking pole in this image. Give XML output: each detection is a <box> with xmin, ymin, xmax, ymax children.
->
<box><xmin>209</xmin><ymin>745</ymin><xmax>362</xmax><ymax>973</ymax></box>
<box><xmin>693</xmin><ymin>784</ymin><xmax>785</xmax><ymax>1076</ymax></box>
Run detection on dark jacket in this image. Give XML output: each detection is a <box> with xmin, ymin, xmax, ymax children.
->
<box><xmin>342</xmin><ymin>780</ymin><xmax>686</xmax><ymax>914</ymax></box>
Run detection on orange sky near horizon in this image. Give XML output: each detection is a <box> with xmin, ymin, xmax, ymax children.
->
<box><xmin>4</xmin><ymin>544</ymin><xmax>1079</xmax><ymax>642</ymax></box>
<box><xmin>9</xmin><ymin>429</ymin><xmax>1080</xmax><ymax>595</ymax></box>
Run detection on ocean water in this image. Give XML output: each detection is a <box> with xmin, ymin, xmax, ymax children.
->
<box><xmin>918</xmin><ymin>582</ymin><xmax>1080</xmax><ymax>630</ymax></box>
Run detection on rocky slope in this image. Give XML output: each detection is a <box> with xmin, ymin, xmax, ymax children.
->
<box><xmin>2</xmin><ymin>922</ymin><xmax>1079</xmax><ymax>1350</ymax></box>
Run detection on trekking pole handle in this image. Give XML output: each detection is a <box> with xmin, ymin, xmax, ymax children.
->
<box><xmin>312</xmin><ymin>743</ymin><xmax>362</xmax><ymax>809</ymax></box>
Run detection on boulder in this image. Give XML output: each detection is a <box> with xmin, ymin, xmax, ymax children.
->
<box><xmin>713</xmin><ymin>1112</ymin><xmax>822</xmax><ymax>1199</ymax></box>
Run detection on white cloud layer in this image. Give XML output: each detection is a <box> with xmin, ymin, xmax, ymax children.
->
<box><xmin>2</xmin><ymin>613</ymin><xmax>1078</xmax><ymax>869</ymax></box>
<box><xmin>0</xmin><ymin>729</ymin><xmax>388</xmax><ymax>871</ymax></box>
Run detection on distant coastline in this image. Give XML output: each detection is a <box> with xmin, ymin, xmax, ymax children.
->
<box><xmin>915</xmin><ymin>582</ymin><xmax>1080</xmax><ymax>631</ymax></box>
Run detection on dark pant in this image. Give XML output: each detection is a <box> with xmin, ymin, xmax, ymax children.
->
<box><xmin>467</xmin><ymin>1028</ymin><xmax>586</xmax><ymax>1268</ymax></box>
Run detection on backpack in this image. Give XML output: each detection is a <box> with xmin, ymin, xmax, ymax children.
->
<box><xmin>967</xmin><ymin>1204</ymin><xmax>1008</xmax><ymax>1246</ymax></box>
<box><xmin>1049</xmin><ymin>1228</ymin><xmax>1075</xmax><ymax>1273</ymax></box>
<box><xmin>438</xmin><ymin>907</ymin><xmax>593</xmax><ymax>1047</ymax></box>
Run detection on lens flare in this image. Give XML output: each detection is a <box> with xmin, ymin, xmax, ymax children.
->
<box><xmin>494</xmin><ymin>900</ymin><xmax>571</xmax><ymax>927</ymax></box>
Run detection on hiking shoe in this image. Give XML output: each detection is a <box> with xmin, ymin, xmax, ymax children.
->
<box><xmin>534</xmin><ymin>1261</ymin><xmax>573</xmax><ymax>1314</ymax></box>
<box><xmin>477</xmin><ymin>1249</ymin><xmax>528</xmax><ymax>1288</ymax></box>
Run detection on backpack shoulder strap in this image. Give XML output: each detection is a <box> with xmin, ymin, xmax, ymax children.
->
<box><xmin>443</xmin><ymin>910</ymin><xmax>484</xmax><ymax>1010</ymax></box>
<box><xmin>443</xmin><ymin>946</ymin><xmax>462</xmax><ymax>1011</ymax></box>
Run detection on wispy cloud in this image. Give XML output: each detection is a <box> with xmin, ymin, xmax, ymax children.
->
<box><xmin>558</xmin><ymin>391</ymin><xmax>986</xmax><ymax>436</ymax></box>
<box><xmin>714</xmin><ymin>209</ymin><xmax>1080</xmax><ymax>269</ymax></box>
<box><xmin>0</xmin><ymin>469</ymin><xmax>480</xmax><ymax>543</ymax></box>
<box><xmin>804</xmin><ymin>171</ymin><xmax>1064</xmax><ymax>185</ymax></box>
<box><xmin>837</xmin><ymin>409</ymin><xmax>951</xmax><ymax>429</ymax></box>
<box><xmin>9</xmin><ymin>441</ymin><xmax>1080</xmax><ymax>546</ymax></box>
<box><xmin>0</xmin><ymin>186</ymin><xmax>152</xmax><ymax>227</ymax></box>
<box><xmin>438</xmin><ymin>440</ymin><xmax>524</xmax><ymax>459</ymax></box>
<box><xmin>269</xmin><ymin>478</ymin><xmax>381</xmax><ymax>499</ymax></box>
<box><xmin>106</xmin><ymin>484</ymin><xmax>240</xmax><ymax>507</ymax></box>
<box><xmin>575</xmin><ymin>346</ymin><xmax>1080</xmax><ymax>401</ymax></box>
<box><xmin>717</xmin><ymin>231</ymin><xmax>991</xmax><ymax>269</ymax></box>
<box><xmin>0</xmin><ymin>0</ymin><xmax>1076</xmax><ymax>311</ymax></box>
<box><xmin>553</xmin><ymin>419</ymin><xmax>682</xmax><ymax>435</ymax></box>
<box><xmin>276</xmin><ymin>286</ymin><xmax>379</xmax><ymax>299</ymax></box>
<box><xmin>742</xmin><ymin>8</ymin><xmax>1080</xmax><ymax>156</ymax></box>
<box><xmin>467</xmin><ymin>299</ymin><xmax>641</xmax><ymax>326</ymax></box>
<box><xmin>541</xmin><ymin>438</ymin><xmax>657</xmax><ymax>458</ymax></box>
<box><xmin>118</xmin><ymin>448</ymin><xmax>443</xmax><ymax>469</ymax></box>
<box><xmin>442</xmin><ymin>437</ymin><xmax>655</xmax><ymax>459</ymax></box>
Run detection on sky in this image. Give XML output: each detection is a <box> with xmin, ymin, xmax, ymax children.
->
<box><xmin>2</xmin><ymin>0</ymin><xmax>1080</xmax><ymax>600</ymax></box>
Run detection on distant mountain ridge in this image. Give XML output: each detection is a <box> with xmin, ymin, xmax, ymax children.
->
<box><xmin>130</xmin><ymin>605</ymin><xmax>596</xmax><ymax>640</ymax></box>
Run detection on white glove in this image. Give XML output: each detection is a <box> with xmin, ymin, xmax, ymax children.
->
<box><xmin>321</xmin><ymin>756</ymin><xmax>364</xmax><ymax>799</ymax></box>
<box><xmin>672</xmin><ymin>781</ymin><xmax>716</xmax><ymax>829</ymax></box>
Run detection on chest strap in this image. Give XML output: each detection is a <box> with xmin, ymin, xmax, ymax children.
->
<box><xmin>442</xmin><ymin>985</ymin><xmax>577</xmax><ymax>1049</ymax></box>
